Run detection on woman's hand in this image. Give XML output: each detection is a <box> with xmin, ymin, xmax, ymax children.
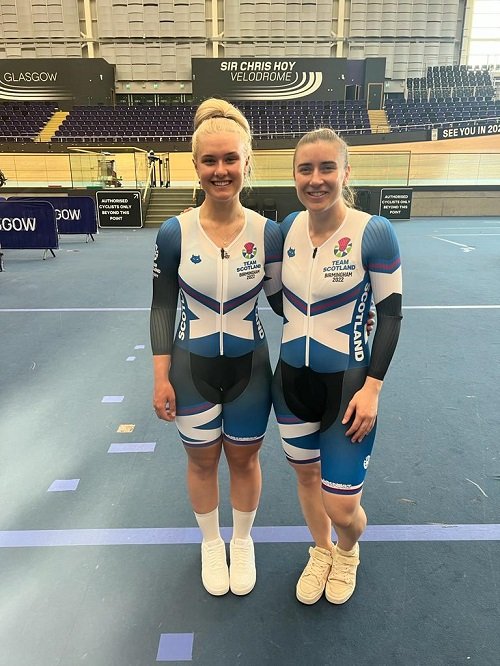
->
<box><xmin>366</xmin><ymin>309</ymin><xmax>375</xmax><ymax>336</ymax></box>
<box><xmin>342</xmin><ymin>377</ymin><xmax>382</xmax><ymax>443</ymax></box>
<box><xmin>153</xmin><ymin>378</ymin><xmax>177</xmax><ymax>422</ymax></box>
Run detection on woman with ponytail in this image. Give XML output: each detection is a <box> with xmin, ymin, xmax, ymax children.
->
<box><xmin>273</xmin><ymin>128</ymin><xmax>403</xmax><ymax>606</ymax></box>
<box><xmin>150</xmin><ymin>98</ymin><xmax>283</xmax><ymax>597</ymax></box>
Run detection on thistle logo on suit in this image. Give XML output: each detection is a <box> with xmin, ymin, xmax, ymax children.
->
<box><xmin>192</xmin><ymin>58</ymin><xmax>340</xmax><ymax>102</ymax></box>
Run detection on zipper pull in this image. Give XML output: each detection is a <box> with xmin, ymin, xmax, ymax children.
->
<box><xmin>312</xmin><ymin>247</ymin><xmax>317</xmax><ymax>259</ymax></box>
<box><xmin>221</xmin><ymin>247</ymin><xmax>225</xmax><ymax>259</ymax></box>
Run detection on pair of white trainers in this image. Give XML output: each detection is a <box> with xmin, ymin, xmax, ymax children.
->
<box><xmin>201</xmin><ymin>536</ymin><xmax>256</xmax><ymax>596</ymax></box>
<box><xmin>296</xmin><ymin>543</ymin><xmax>360</xmax><ymax>605</ymax></box>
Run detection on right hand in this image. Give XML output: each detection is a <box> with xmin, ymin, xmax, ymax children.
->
<box><xmin>366</xmin><ymin>309</ymin><xmax>376</xmax><ymax>336</ymax></box>
<box><xmin>153</xmin><ymin>378</ymin><xmax>177</xmax><ymax>421</ymax></box>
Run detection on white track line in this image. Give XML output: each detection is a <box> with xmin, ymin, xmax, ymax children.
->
<box><xmin>431</xmin><ymin>235</ymin><xmax>475</xmax><ymax>251</ymax></box>
<box><xmin>437</xmin><ymin>233</ymin><xmax>500</xmax><ymax>237</ymax></box>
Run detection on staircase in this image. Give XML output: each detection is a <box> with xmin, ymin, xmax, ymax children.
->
<box><xmin>368</xmin><ymin>109</ymin><xmax>391</xmax><ymax>134</ymax></box>
<box><xmin>144</xmin><ymin>187</ymin><xmax>196</xmax><ymax>227</ymax></box>
<box><xmin>36</xmin><ymin>110</ymin><xmax>69</xmax><ymax>142</ymax></box>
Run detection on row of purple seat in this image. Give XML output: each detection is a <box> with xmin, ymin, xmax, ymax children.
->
<box><xmin>0</xmin><ymin>101</ymin><xmax>57</xmax><ymax>141</ymax></box>
<box><xmin>1</xmin><ymin>96</ymin><xmax>498</xmax><ymax>143</ymax></box>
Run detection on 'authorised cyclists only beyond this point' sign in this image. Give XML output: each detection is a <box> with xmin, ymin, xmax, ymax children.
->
<box><xmin>96</xmin><ymin>191</ymin><xmax>143</xmax><ymax>228</ymax></box>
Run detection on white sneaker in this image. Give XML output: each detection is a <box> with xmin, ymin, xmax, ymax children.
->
<box><xmin>296</xmin><ymin>546</ymin><xmax>333</xmax><ymax>605</ymax></box>
<box><xmin>229</xmin><ymin>537</ymin><xmax>256</xmax><ymax>595</ymax></box>
<box><xmin>201</xmin><ymin>537</ymin><xmax>229</xmax><ymax>596</ymax></box>
<box><xmin>325</xmin><ymin>543</ymin><xmax>360</xmax><ymax>604</ymax></box>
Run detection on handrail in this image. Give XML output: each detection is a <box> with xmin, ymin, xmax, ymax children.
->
<box><xmin>142</xmin><ymin>161</ymin><xmax>156</xmax><ymax>204</ymax></box>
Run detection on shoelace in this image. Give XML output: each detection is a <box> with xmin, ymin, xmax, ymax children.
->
<box><xmin>304</xmin><ymin>555</ymin><xmax>331</xmax><ymax>584</ymax></box>
<box><xmin>330</xmin><ymin>556</ymin><xmax>356</xmax><ymax>583</ymax></box>
<box><xmin>231</xmin><ymin>540</ymin><xmax>252</xmax><ymax>566</ymax></box>
<box><xmin>204</xmin><ymin>541</ymin><xmax>227</xmax><ymax>571</ymax></box>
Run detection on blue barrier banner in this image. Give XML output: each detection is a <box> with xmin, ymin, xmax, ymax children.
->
<box><xmin>0</xmin><ymin>201</ymin><xmax>58</xmax><ymax>249</ymax></box>
<box><xmin>10</xmin><ymin>196</ymin><xmax>97</xmax><ymax>235</ymax></box>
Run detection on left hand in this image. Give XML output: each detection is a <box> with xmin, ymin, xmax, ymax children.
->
<box><xmin>342</xmin><ymin>378</ymin><xmax>382</xmax><ymax>443</ymax></box>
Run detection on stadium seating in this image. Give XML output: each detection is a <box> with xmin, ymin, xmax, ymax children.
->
<box><xmin>2</xmin><ymin>78</ymin><xmax>498</xmax><ymax>145</ymax></box>
<box><xmin>386</xmin><ymin>65</ymin><xmax>499</xmax><ymax>133</ymax></box>
<box><xmin>385</xmin><ymin>97</ymin><xmax>500</xmax><ymax>132</ymax></box>
<box><xmin>407</xmin><ymin>65</ymin><xmax>495</xmax><ymax>102</ymax></box>
<box><xmin>51</xmin><ymin>100</ymin><xmax>372</xmax><ymax>143</ymax></box>
<box><xmin>0</xmin><ymin>102</ymin><xmax>57</xmax><ymax>142</ymax></box>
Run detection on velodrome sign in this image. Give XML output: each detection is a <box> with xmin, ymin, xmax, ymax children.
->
<box><xmin>437</xmin><ymin>120</ymin><xmax>500</xmax><ymax>140</ymax></box>
<box><xmin>192</xmin><ymin>58</ymin><xmax>345</xmax><ymax>101</ymax></box>
<box><xmin>0</xmin><ymin>58</ymin><xmax>115</xmax><ymax>105</ymax></box>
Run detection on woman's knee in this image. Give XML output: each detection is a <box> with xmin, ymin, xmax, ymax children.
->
<box><xmin>186</xmin><ymin>444</ymin><xmax>222</xmax><ymax>477</ymax></box>
<box><xmin>292</xmin><ymin>462</ymin><xmax>322</xmax><ymax>488</ymax></box>
<box><xmin>323</xmin><ymin>495</ymin><xmax>362</xmax><ymax>528</ymax></box>
<box><xmin>225</xmin><ymin>442</ymin><xmax>261</xmax><ymax>475</ymax></box>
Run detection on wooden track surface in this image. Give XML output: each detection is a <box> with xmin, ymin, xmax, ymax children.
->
<box><xmin>351</xmin><ymin>134</ymin><xmax>500</xmax><ymax>154</ymax></box>
<box><xmin>0</xmin><ymin>135</ymin><xmax>499</xmax><ymax>187</ymax></box>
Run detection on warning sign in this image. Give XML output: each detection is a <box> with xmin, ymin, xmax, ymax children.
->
<box><xmin>96</xmin><ymin>191</ymin><xmax>143</xmax><ymax>228</ymax></box>
<box><xmin>379</xmin><ymin>189</ymin><xmax>412</xmax><ymax>220</ymax></box>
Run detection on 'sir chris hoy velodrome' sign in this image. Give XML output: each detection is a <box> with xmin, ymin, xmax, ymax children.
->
<box><xmin>192</xmin><ymin>58</ymin><xmax>343</xmax><ymax>102</ymax></box>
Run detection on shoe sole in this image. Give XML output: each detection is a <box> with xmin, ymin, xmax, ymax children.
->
<box><xmin>296</xmin><ymin>587</ymin><xmax>325</xmax><ymax>605</ymax></box>
<box><xmin>325</xmin><ymin>587</ymin><xmax>355</xmax><ymax>604</ymax></box>
<box><xmin>202</xmin><ymin>581</ymin><xmax>230</xmax><ymax>596</ymax></box>
<box><xmin>230</xmin><ymin>579</ymin><xmax>256</xmax><ymax>596</ymax></box>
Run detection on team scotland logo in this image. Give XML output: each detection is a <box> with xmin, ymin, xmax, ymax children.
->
<box><xmin>190</xmin><ymin>254</ymin><xmax>201</xmax><ymax>264</ymax></box>
<box><xmin>242</xmin><ymin>242</ymin><xmax>257</xmax><ymax>259</ymax></box>
<box><xmin>334</xmin><ymin>237</ymin><xmax>352</xmax><ymax>258</ymax></box>
<box><xmin>287</xmin><ymin>247</ymin><xmax>296</xmax><ymax>258</ymax></box>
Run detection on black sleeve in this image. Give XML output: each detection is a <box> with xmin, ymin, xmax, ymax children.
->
<box><xmin>266</xmin><ymin>290</ymin><xmax>283</xmax><ymax>317</ymax></box>
<box><xmin>263</xmin><ymin>219</ymin><xmax>283</xmax><ymax>317</ymax></box>
<box><xmin>367</xmin><ymin>293</ymin><xmax>402</xmax><ymax>381</ymax></box>
<box><xmin>150</xmin><ymin>219</ymin><xmax>181</xmax><ymax>355</ymax></box>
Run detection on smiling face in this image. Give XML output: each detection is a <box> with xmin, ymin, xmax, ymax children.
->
<box><xmin>194</xmin><ymin>131</ymin><xmax>249</xmax><ymax>203</ymax></box>
<box><xmin>293</xmin><ymin>139</ymin><xmax>351</xmax><ymax>216</ymax></box>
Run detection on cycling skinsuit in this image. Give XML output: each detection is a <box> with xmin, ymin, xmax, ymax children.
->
<box><xmin>151</xmin><ymin>207</ymin><xmax>283</xmax><ymax>447</ymax></box>
<box><xmin>272</xmin><ymin>208</ymin><xmax>402</xmax><ymax>494</ymax></box>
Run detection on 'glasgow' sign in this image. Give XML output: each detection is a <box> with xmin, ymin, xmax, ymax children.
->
<box><xmin>0</xmin><ymin>58</ymin><xmax>115</xmax><ymax>106</ymax></box>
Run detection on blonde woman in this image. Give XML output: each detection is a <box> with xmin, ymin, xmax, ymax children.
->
<box><xmin>150</xmin><ymin>99</ymin><xmax>282</xmax><ymax>596</ymax></box>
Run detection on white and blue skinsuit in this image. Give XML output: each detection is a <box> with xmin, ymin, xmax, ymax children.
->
<box><xmin>150</xmin><ymin>207</ymin><xmax>283</xmax><ymax>447</ymax></box>
<box><xmin>272</xmin><ymin>208</ymin><xmax>403</xmax><ymax>495</ymax></box>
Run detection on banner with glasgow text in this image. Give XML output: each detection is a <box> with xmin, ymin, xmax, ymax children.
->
<box><xmin>9</xmin><ymin>196</ymin><xmax>97</xmax><ymax>235</ymax></box>
<box><xmin>0</xmin><ymin>201</ymin><xmax>58</xmax><ymax>250</ymax></box>
<box><xmin>0</xmin><ymin>58</ymin><xmax>115</xmax><ymax>105</ymax></box>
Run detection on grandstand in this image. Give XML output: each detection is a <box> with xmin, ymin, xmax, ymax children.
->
<box><xmin>2</xmin><ymin>59</ymin><xmax>499</xmax><ymax>220</ymax></box>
